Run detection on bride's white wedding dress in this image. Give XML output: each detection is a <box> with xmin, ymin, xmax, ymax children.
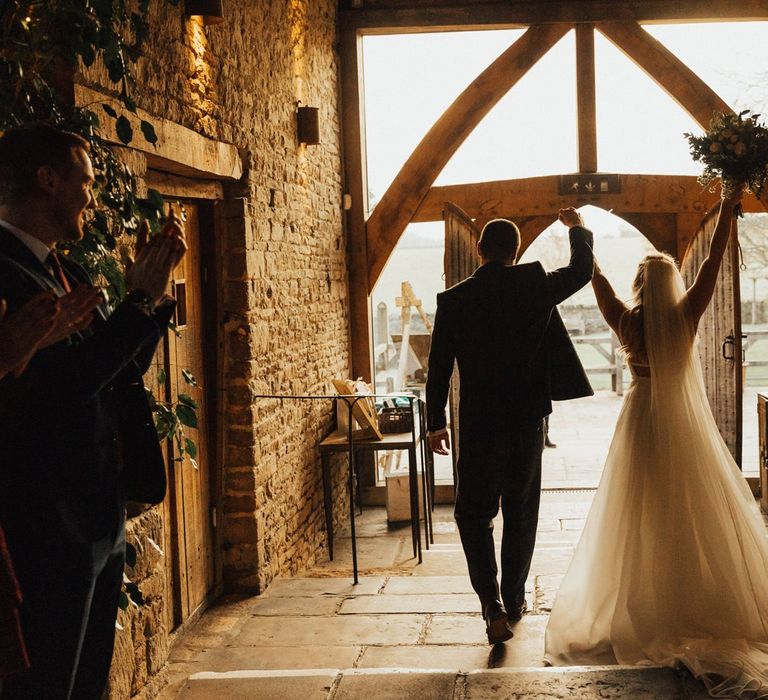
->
<box><xmin>545</xmin><ymin>260</ymin><xmax>768</xmax><ymax>698</ymax></box>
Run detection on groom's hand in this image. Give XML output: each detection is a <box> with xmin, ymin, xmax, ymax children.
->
<box><xmin>558</xmin><ymin>207</ymin><xmax>584</xmax><ymax>228</ymax></box>
<box><xmin>428</xmin><ymin>428</ymin><xmax>450</xmax><ymax>455</ymax></box>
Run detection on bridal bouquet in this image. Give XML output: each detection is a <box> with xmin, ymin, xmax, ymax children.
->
<box><xmin>685</xmin><ymin>109</ymin><xmax>768</xmax><ymax>217</ymax></box>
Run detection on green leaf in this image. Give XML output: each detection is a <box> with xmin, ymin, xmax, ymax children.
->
<box><xmin>182</xmin><ymin>369</ymin><xmax>198</xmax><ymax>386</ymax></box>
<box><xmin>140</xmin><ymin>119</ymin><xmax>158</xmax><ymax>145</ymax></box>
<box><xmin>102</xmin><ymin>103</ymin><xmax>117</xmax><ymax>118</ymax></box>
<box><xmin>115</xmin><ymin>115</ymin><xmax>133</xmax><ymax>145</ymax></box>
<box><xmin>118</xmin><ymin>590</ymin><xmax>129</xmax><ymax>611</ymax></box>
<box><xmin>157</xmin><ymin>368</ymin><xmax>167</xmax><ymax>385</ymax></box>
<box><xmin>185</xmin><ymin>438</ymin><xmax>198</xmax><ymax>460</ymax></box>
<box><xmin>176</xmin><ymin>404</ymin><xmax>198</xmax><ymax>429</ymax></box>
<box><xmin>178</xmin><ymin>393</ymin><xmax>199</xmax><ymax>409</ymax></box>
<box><xmin>122</xmin><ymin>94</ymin><xmax>138</xmax><ymax>113</ymax></box>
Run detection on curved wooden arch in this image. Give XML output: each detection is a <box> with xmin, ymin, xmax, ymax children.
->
<box><xmin>366</xmin><ymin>22</ymin><xmax>572</xmax><ymax>289</ymax></box>
<box><xmin>596</xmin><ymin>21</ymin><xmax>731</xmax><ymax>128</ymax></box>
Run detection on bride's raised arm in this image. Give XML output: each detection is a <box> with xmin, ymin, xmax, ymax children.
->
<box><xmin>686</xmin><ymin>188</ymin><xmax>744</xmax><ymax>328</ymax></box>
<box><xmin>592</xmin><ymin>261</ymin><xmax>629</xmax><ymax>337</ymax></box>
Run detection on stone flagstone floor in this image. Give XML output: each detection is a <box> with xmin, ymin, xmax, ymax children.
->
<box><xmin>158</xmin><ymin>498</ymin><xmax>711</xmax><ymax>699</ymax></box>
<box><xmin>156</xmin><ymin>389</ymin><xmax>766</xmax><ymax>699</ymax></box>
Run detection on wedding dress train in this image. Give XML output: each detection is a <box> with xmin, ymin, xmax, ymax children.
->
<box><xmin>545</xmin><ymin>261</ymin><xmax>768</xmax><ymax>698</ymax></box>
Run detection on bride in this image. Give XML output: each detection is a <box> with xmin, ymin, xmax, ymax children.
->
<box><xmin>545</xmin><ymin>187</ymin><xmax>768</xmax><ymax>698</ymax></box>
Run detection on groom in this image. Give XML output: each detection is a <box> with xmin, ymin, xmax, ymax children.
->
<box><xmin>426</xmin><ymin>209</ymin><xmax>594</xmax><ymax>643</ymax></box>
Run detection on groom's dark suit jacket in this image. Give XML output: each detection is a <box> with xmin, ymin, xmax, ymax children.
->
<box><xmin>0</xmin><ymin>225</ymin><xmax>170</xmax><ymax>577</ymax></box>
<box><xmin>426</xmin><ymin>226</ymin><xmax>594</xmax><ymax>435</ymax></box>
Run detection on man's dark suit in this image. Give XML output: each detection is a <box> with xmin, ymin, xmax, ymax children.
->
<box><xmin>0</xmin><ymin>226</ymin><xmax>170</xmax><ymax>699</ymax></box>
<box><xmin>426</xmin><ymin>225</ymin><xmax>594</xmax><ymax>616</ymax></box>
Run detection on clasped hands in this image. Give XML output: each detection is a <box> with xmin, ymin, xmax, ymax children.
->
<box><xmin>125</xmin><ymin>213</ymin><xmax>187</xmax><ymax>305</ymax></box>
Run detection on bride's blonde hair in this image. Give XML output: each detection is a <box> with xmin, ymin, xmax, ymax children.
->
<box><xmin>620</xmin><ymin>252</ymin><xmax>679</xmax><ymax>361</ymax></box>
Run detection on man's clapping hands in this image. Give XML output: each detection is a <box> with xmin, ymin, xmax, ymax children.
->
<box><xmin>125</xmin><ymin>213</ymin><xmax>187</xmax><ymax>304</ymax></box>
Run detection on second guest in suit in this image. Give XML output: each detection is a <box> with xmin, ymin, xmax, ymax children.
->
<box><xmin>426</xmin><ymin>209</ymin><xmax>594</xmax><ymax>644</ymax></box>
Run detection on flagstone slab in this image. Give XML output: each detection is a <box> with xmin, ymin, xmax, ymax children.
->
<box><xmin>265</xmin><ymin>577</ymin><xmax>385</xmax><ymax>597</ymax></box>
<box><xmin>334</xmin><ymin>669</ymin><xmax>458</xmax><ymax>700</ymax></box>
<box><xmin>357</xmin><ymin>644</ymin><xmax>491</xmax><ymax>671</ymax></box>
<box><xmin>189</xmin><ymin>645</ymin><xmax>362</xmax><ymax>672</ymax></box>
<box><xmin>535</xmin><ymin>574</ymin><xmax>564</xmax><ymax>613</ymax></box>
<box><xmin>178</xmin><ymin>670</ymin><xmax>336</xmax><ymax>700</ymax></box>
<box><xmin>246</xmin><ymin>596</ymin><xmax>341</xmax><ymax>616</ymax></box>
<box><xmin>463</xmin><ymin>667</ymin><xmax>700</xmax><ymax>699</ymax></box>
<box><xmin>233</xmin><ymin>614</ymin><xmax>425</xmax><ymax>647</ymax></box>
<box><xmin>382</xmin><ymin>575</ymin><xmax>474</xmax><ymax>595</ymax></box>
<box><xmin>339</xmin><ymin>593</ymin><xmax>478</xmax><ymax>615</ymax></box>
<box><xmin>425</xmin><ymin>612</ymin><xmax>544</xmax><ymax>659</ymax></box>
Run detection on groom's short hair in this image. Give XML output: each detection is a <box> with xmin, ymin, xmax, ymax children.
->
<box><xmin>0</xmin><ymin>123</ymin><xmax>89</xmax><ymax>205</ymax></box>
<box><xmin>478</xmin><ymin>219</ymin><xmax>520</xmax><ymax>261</ymax></box>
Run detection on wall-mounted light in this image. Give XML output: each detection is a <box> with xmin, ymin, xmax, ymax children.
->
<box><xmin>296</xmin><ymin>103</ymin><xmax>320</xmax><ymax>146</ymax></box>
<box><xmin>186</xmin><ymin>0</ymin><xmax>224</xmax><ymax>25</ymax></box>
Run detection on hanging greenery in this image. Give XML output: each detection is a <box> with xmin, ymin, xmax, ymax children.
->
<box><xmin>0</xmin><ymin>0</ymin><xmax>199</xmax><ymax>471</ymax></box>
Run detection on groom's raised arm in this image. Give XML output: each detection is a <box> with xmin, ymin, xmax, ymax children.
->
<box><xmin>425</xmin><ymin>293</ymin><xmax>455</xmax><ymax>433</ymax></box>
<box><xmin>545</xmin><ymin>221</ymin><xmax>594</xmax><ymax>306</ymax></box>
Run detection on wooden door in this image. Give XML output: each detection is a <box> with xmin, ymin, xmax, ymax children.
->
<box><xmin>442</xmin><ymin>203</ymin><xmax>480</xmax><ymax>485</ymax></box>
<box><xmin>680</xmin><ymin>208</ymin><xmax>743</xmax><ymax>464</ymax></box>
<box><xmin>161</xmin><ymin>201</ymin><xmax>216</xmax><ymax>627</ymax></box>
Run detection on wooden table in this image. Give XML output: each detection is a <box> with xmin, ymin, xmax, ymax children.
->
<box><xmin>319</xmin><ymin>425</ymin><xmax>433</xmax><ymax>583</ymax></box>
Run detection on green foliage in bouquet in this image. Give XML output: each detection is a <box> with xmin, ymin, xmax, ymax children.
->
<box><xmin>685</xmin><ymin>110</ymin><xmax>768</xmax><ymax>216</ymax></box>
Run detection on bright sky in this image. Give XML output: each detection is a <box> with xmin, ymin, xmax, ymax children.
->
<box><xmin>363</xmin><ymin>22</ymin><xmax>768</xmax><ymax>312</ymax></box>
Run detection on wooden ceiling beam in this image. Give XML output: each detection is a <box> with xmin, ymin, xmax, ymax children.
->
<box><xmin>576</xmin><ymin>24</ymin><xmax>597</xmax><ymax>173</ymax></box>
<box><xmin>365</xmin><ymin>22</ymin><xmax>571</xmax><ymax>289</ymax></box>
<box><xmin>341</xmin><ymin>1</ymin><xmax>768</xmax><ymax>34</ymax></box>
<box><xmin>415</xmin><ymin>174</ymin><xmax>768</xmax><ymax>221</ymax></box>
<box><xmin>596</xmin><ymin>21</ymin><xmax>731</xmax><ymax>129</ymax></box>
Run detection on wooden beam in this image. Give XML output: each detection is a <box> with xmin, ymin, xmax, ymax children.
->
<box><xmin>341</xmin><ymin>1</ymin><xmax>768</xmax><ymax>33</ymax></box>
<box><xmin>596</xmin><ymin>21</ymin><xmax>731</xmax><ymax>129</ymax></box>
<box><xmin>145</xmin><ymin>170</ymin><xmax>225</xmax><ymax>200</ymax></box>
<box><xmin>366</xmin><ymin>23</ymin><xmax>572</xmax><ymax>289</ymax></box>
<box><xmin>576</xmin><ymin>24</ymin><xmax>597</xmax><ymax>173</ymax></box>
<box><xmin>74</xmin><ymin>84</ymin><xmax>243</xmax><ymax>180</ymax></box>
<box><xmin>619</xmin><ymin>212</ymin><xmax>677</xmax><ymax>255</ymax></box>
<box><xmin>416</xmin><ymin>175</ymin><xmax>732</xmax><ymax>221</ymax></box>
<box><xmin>517</xmin><ymin>216</ymin><xmax>557</xmax><ymax>258</ymax></box>
<box><xmin>339</xmin><ymin>30</ymin><xmax>375</xmax><ymax>382</ymax></box>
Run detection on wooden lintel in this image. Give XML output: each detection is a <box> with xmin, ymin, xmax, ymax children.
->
<box><xmin>74</xmin><ymin>84</ymin><xmax>243</xmax><ymax>181</ymax></box>
<box><xmin>145</xmin><ymin>170</ymin><xmax>225</xmax><ymax>200</ymax></box>
<box><xmin>596</xmin><ymin>22</ymin><xmax>731</xmax><ymax>129</ymax></box>
<box><xmin>341</xmin><ymin>1</ymin><xmax>768</xmax><ymax>33</ymax></box>
<box><xmin>415</xmin><ymin>175</ymin><xmax>768</xmax><ymax>222</ymax></box>
<box><xmin>576</xmin><ymin>24</ymin><xmax>597</xmax><ymax>173</ymax></box>
<box><xmin>366</xmin><ymin>22</ymin><xmax>572</xmax><ymax>289</ymax></box>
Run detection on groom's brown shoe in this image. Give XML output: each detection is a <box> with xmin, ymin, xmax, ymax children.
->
<box><xmin>484</xmin><ymin>602</ymin><xmax>514</xmax><ymax>644</ymax></box>
<box><xmin>507</xmin><ymin>599</ymin><xmax>528</xmax><ymax>623</ymax></box>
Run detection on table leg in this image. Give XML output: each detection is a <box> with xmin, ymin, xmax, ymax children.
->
<box><xmin>321</xmin><ymin>450</ymin><xmax>333</xmax><ymax>561</ymax></box>
<box><xmin>408</xmin><ymin>446</ymin><xmax>422</xmax><ymax>563</ymax></box>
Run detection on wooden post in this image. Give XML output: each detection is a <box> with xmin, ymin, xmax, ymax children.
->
<box><xmin>576</xmin><ymin>23</ymin><xmax>597</xmax><ymax>174</ymax></box>
<box><xmin>339</xmin><ymin>28</ymin><xmax>374</xmax><ymax>382</ymax></box>
<box><xmin>395</xmin><ymin>282</ymin><xmax>413</xmax><ymax>390</ymax></box>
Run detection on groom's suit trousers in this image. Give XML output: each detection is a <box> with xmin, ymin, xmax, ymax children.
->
<box><xmin>454</xmin><ymin>419</ymin><xmax>544</xmax><ymax>614</ymax></box>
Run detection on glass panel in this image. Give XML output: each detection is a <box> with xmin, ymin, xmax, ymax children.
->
<box><xmin>438</xmin><ymin>30</ymin><xmax>576</xmax><ymax>185</ymax></box>
<box><xmin>594</xmin><ymin>31</ymin><xmax>700</xmax><ymax>175</ymax></box>
<box><xmin>643</xmin><ymin>23</ymin><xmax>768</xmax><ymax>116</ymax></box>
<box><xmin>363</xmin><ymin>28</ymin><xmax>578</xmax><ymax>210</ymax></box>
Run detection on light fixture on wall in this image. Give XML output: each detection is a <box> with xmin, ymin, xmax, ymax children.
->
<box><xmin>296</xmin><ymin>103</ymin><xmax>320</xmax><ymax>146</ymax></box>
<box><xmin>186</xmin><ymin>0</ymin><xmax>224</xmax><ymax>25</ymax></box>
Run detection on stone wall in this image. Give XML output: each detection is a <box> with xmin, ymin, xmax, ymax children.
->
<box><xmin>77</xmin><ymin>0</ymin><xmax>350</xmax><ymax>697</ymax></box>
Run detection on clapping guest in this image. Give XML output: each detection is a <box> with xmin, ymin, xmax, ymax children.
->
<box><xmin>0</xmin><ymin>123</ymin><xmax>186</xmax><ymax>700</ymax></box>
